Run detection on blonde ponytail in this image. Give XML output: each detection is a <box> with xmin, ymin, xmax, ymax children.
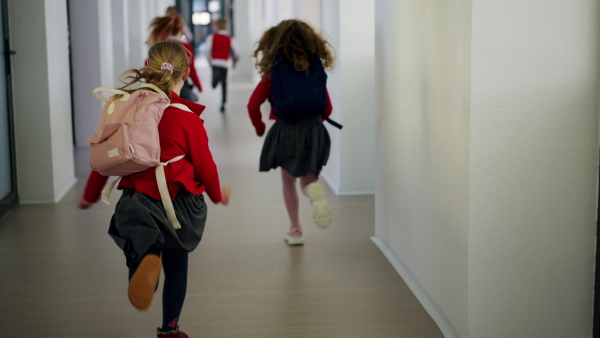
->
<box><xmin>118</xmin><ymin>41</ymin><xmax>190</xmax><ymax>99</ymax></box>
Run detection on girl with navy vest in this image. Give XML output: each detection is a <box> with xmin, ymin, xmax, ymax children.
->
<box><xmin>247</xmin><ymin>20</ymin><xmax>337</xmax><ymax>245</ymax></box>
<box><xmin>79</xmin><ymin>41</ymin><xmax>230</xmax><ymax>338</ymax></box>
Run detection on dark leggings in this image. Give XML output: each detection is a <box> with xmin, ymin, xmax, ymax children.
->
<box><xmin>127</xmin><ymin>247</ymin><xmax>189</xmax><ymax>332</ymax></box>
<box><xmin>211</xmin><ymin>66</ymin><xmax>228</xmax><ymax>104</ymax></box>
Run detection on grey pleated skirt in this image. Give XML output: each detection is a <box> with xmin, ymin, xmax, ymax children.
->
<box><xmin>108</xmin><ymin>188</ymin><xmax>207</xmax><ymax>262</ymax></box>
<box><xmin>260</xmin><ymin>116</ymin><xmax>331</xmax><ymax>178</ymax></box>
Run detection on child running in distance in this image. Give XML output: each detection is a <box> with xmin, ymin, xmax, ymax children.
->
<box><xmin>79</xmin><ymin>41</ymin><xmax>230</xmax><ymax>338</ymax></box>
<box><xmin>247</xmin><ymin>19</ymin><xmax>336</xmax><ymax>245</ymax></box>
<box><xmin>148</xmin><ymin>14</ymin><xmax>202</xmax><ymax>102</ymax></box>
<box><xmin>204</xmin><ymin>18</ymin><xmax>239</xmax><ymax>113</ymax></box>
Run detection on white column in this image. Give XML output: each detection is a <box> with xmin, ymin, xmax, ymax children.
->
<box><xmin>232</xmin><ymin>0</ymin><xmax>257</xmax><ymax>82</ymax></box>
<box><xmin>111</xmin><ymin>0</ymin><xmax>130</xmax><ymax>85</ymax></box>
<box><xmin>69</xmin><ymin>0</ymin><xmax>114</xmax><ymax>146</ymax></box>
<box><xmin>128</xmin><ymin>0</ymin><xmax>148</xmax><ymax>68</ymax></box>
<box><xmin>8</xmin><ymin>0</ymin><xmax>76</xmax><ymax>203</ymax></box>
<box><xmin>320</xmin><ymin>0</ymin><xmax>375</xmax><ymax>195</ymax></box>
<box><xmin>296</xmin><ymin>0</ymin><xmax>321</xmax><ymax>31</ymax></box>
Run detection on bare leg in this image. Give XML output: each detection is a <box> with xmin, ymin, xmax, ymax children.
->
<box><xmin>300</xmin><ymin>171</ymin><xmax>319</xmax><ymax>197</ymax></box>
<box><xmin>281</xmin><ymin>169</ymin><xmax>301</xmax><ymax>230</ymax></box>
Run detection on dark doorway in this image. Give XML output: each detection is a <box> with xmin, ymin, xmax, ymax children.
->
<box><xmin>0</xmin><ymin>0</ymin><xmax>18</xmax><ymax>220</ymax></box>
<box><xmin>594</xmin><ymin>163</ymin><xmax>600</xmax><ymax>337</ymax></box>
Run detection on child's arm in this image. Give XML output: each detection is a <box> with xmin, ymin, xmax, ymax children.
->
<box><xmin>78</xmin><ymin>170</ymin><xmax>109</xmax><ymax>209</ymax></box>
<box><xmin>324</xmin><ymin>88</ymin><xmax>333</xmax><ymax>117</ymax></box>
<box><xmin>204</xmin><ymin>35</ymin><xmax>213</xmax><ymax>62</ymax></box>
<box><xmin>183</xmin><ymin>42</ymin><xmax>203</xmax><ymax>91</ymax></box>
<box><xmin>247</xmin><ymin>79</ymin><xmax>271</xmax><ymax>136</ymax></box>
<box><xmin>230</xmin><ymin>38</ymin><xmax>240</xmax><ymax>64</ymax></box>
<box><xmin>186</xmin><ymin>118</ymin><xmax>223</xmax><ymax>204</ymax></box>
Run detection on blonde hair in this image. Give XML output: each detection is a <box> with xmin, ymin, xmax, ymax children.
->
<box><xmin>118</xmin><ymin>41</ymin><xmax>190</xmax><ymax>100</ymax></box>
<box><xmin>165</xmin><ymin>6</ymin><xmax>177</xmax><ymax>16</ymax></box>
<box><xmin>147</xmin><ymin>15</ymin><xmax>185</xmax><ymax>45</ymax></box>
<box><xmin>215</xmin><ymin>18</ymin><xmax>227</xmax><ymax>31</ymax></box>
<box><xmin>253</xmin><ymin>19</ymin><xmax>335</xmax><ymax>78</ymax></box>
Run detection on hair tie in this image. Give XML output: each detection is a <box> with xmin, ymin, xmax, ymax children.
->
<box><xmin>160</xmin><ymin>62</ymin><xmax>174</xmax><ymax>74</ymax></box>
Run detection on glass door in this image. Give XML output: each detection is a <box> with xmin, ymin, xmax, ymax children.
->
<box><xmin>0</xmin><ymin>0</ymin><xmax>17</xmax><ymax>219</ymax></box>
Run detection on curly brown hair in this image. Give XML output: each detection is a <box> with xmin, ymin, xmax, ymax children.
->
<box><xmin>147</xmin><ymin>15</ymin><xmax>185</xmax><ymax>45</ymax></box>
<box><xmin>117</xmin><ymin>41</ymin><xmax>189</xmax><ymax>100</ymax></box>
<box><xmin>253</xmin><ymin>19</ymin><xmax>335</xmax><ymax>78</ymax></box>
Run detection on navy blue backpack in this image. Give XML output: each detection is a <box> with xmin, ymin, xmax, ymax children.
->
<box><xmin>271</xmin><ymin>56</ymin><xmax>342</xmax><ymax>129</ymax></box>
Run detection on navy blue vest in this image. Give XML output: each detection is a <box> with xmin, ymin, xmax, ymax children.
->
<box><xmin>271</xmin><ymin>56</ymin><xmax>328</xmax><ymax>122</ymax></box>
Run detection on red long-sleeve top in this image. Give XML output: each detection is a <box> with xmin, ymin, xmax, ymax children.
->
<box><xmin>181</xmin><ymin>41</ymin><xmax>203</xmax><ymax>91</ymax></box>
<box><xmin>246</xmin><ymin>78</ymin><xmax>333</xmax><ymax>135</ymax></box>
<box><xmin>82</xmin><ymin>93</ymin><xmax>221</xmax><ymax>204</ymax></box>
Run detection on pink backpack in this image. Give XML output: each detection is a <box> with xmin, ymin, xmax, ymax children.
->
<box><xmin>87</xmin><ymin>84</ymin><xmax>191</xmax><ymax>229</ymax></box>
<box><xmin>87</xmin><ymin>84</ymin><xmax>169</xmax><ymax>176</ymax></box>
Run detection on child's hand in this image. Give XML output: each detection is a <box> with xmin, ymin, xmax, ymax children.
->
<box><xmin>78</xmin><ymin>197</ymin><xmax>93</xmax><ymax>210</ymax></box>
<box><xmin>220</xmin><ymin>186</ymin><xmax>231</xmax><ymax>206</ymax></box>
<box><xmin>256</xmin><ymin>123</ymin><xmax>266</xmax><ymax>137</ymax></box>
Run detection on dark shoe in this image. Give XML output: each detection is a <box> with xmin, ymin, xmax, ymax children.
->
<box><xmin>220</xmin><ymin>105</ymin><xmax>225</xmax><ymax>113</ymax></box>
<box><xmin>128</xmin><ymin>254</ymin><xmax>161</xmax><ymax>310</ymax></box>
<box><xmin>157</xmin><ymin>326</ymin><xmax>189</xmax><ymax>338</ymax></box>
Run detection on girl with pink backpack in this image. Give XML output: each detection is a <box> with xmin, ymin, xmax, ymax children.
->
<box><xmin>78</xmin><ymin>41</ymin><xmax>230</xmax><ymax>338</ymax></box>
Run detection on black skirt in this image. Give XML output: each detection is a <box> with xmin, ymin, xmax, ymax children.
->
<box><xmin>259</xmin><ymin>116</ymin><xmax>331</xmax><ymax>177</ymax></box>
<box><xmin>108</xmin><ymin>188</ymin><xmax>207</xmax><ymax>262</ymax></box>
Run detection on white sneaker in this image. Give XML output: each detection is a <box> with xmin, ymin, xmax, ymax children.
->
<box><xmin>306</xmin><ymin>182</ymin><xmax>332</xmax><ymax>229</ymax></box>
<box><xmin>284</xmin><ymin>229</ymin><xmax>304</xmax><ymax>245</ymax></box>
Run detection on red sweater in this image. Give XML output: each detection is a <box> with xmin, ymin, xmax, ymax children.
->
<box><xmin>246</xmin><ymin>78</ymin><xmax>332</xmax><ymax>135</ymax></box>
<box><xmin>181</xmin><ymin>41</ymin><xmax>203</xmax><ymax>91</ymax></box>
<box><xmin>82</xmin><ymin>93</ymin><xmax>222</xmax><ymax>204</ymax></box>
<box><xmin>211</xmin><ymin>33</ymin><xmax>232</xmax><ymax>61</ymax></box>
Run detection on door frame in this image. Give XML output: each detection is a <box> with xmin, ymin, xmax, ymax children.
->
<box><xmin>594</xmin><ymin>159</ymin><xmax>600</xmax><ymax>337</ymax></box>
<box><xmin>0</xmin><ymin>0</ymin><xmax>18</xmax><ymax>221</ymax></box>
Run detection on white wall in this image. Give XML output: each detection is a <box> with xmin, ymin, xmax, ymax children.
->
<box><xmin>232</xmin><ymin>0</ymin><xmax>261</xmax><ymax>81</ymax></box>
<box><xmin>8</xmin><ymin>0</ymin><xmax>76</xmax><ymax>203</ymax></box>
<box><xmin>320</xmin><ymin>0</ymin><xmax>375</xmax><ymax>195</ymax></box>
<box><xmin>468</xmin><ymin>0</ymin><xmax>598</xmax><ymax>336</ymax></box>
<box><xmin>111</xmin><ymin>0</ymin><xmax>129</xmax><ymax>86</ymax></box>
<box><xmin>45</xmin><ymin>0</ymin><xmax>77</xmax><ymax>201</ymax></box>
<box><xmin>372</xmin><ymin>0</ymin><xmax>471</xmax><ymax>336</ymax></box>
<box><xmin>296</xmin><ymin>0</ymin><xmax>321</xmax><ymax>31</ymax></box>
<box><xmin>373</xmin><ymin>0</ymin><xmax>599</xmax><ymax>337</ymax></box>
<box><xmin>69</xmin><ymin>0</ymin><xmax>108</xmax><ymax>146</ymax></box>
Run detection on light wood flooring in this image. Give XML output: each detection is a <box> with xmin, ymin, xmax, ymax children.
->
<box><xmin>0</xmin><ymin>61</ymin><xmax>444</xmax><ymax>337</ymax></box>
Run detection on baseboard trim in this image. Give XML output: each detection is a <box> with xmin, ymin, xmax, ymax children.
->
<box><xmin>371</xmin><ymin>235</ymin><xmax>461</xmax><ymax>338</ymax></box>
<box><xmin>54</xmin><ymin>177</ymin><xmax>78</xmax><ymax>203</ymax></box>
<box><xmin>320</xmin><ymin>172</ymin><xmax>374</xmax><ymax>196</ymax></box>
<box><xmin>20</xmin><ymin>177</ymin><xmax>78</xmax><ymax>205</ymax></box>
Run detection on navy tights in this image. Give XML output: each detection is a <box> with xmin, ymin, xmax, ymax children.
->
<box><xmin>127</xmin><ymin>247</ymin><xmax>189</xmax><ymax>332</ymax></box>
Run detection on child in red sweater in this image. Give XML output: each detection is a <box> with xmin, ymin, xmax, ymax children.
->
<box><xmin>205</xmin><ymin>18</ymin><xmax>239</xmax><ymax>112</ymax></box>
<box><xmin>79</xmin><ymin>41</ymin><xmax>230</xmax><ymax>338</ymax></box>
<box><xmin>147</xmin><ymin>15</ymin><xmax>203</xmax><ymax>102</ymax></box>
<box><xmin>247</xmin><ymin>20</ymin><xmax>335</xmax><ymax>245</ymax></box>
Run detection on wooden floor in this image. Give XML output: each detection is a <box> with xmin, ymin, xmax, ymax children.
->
<box><xmin>0</xmin><ymin>61</ymin><xmax>443</xmax><ymax>337</ymax></box>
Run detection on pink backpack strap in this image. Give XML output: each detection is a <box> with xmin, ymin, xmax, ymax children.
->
<box><xmin>169</xmin><ymin>103</ymin><xmax>193</xmax><ymax>112</ymax></box>
<box><xmin>100</xmin><ymin>154</ymin><xmax>186</xmax><ymax>230</ymax></box>
<box><xmin>155</xmin><ymin>155</ymin><xmax>186</xmax><ymax>229</ymax></box>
